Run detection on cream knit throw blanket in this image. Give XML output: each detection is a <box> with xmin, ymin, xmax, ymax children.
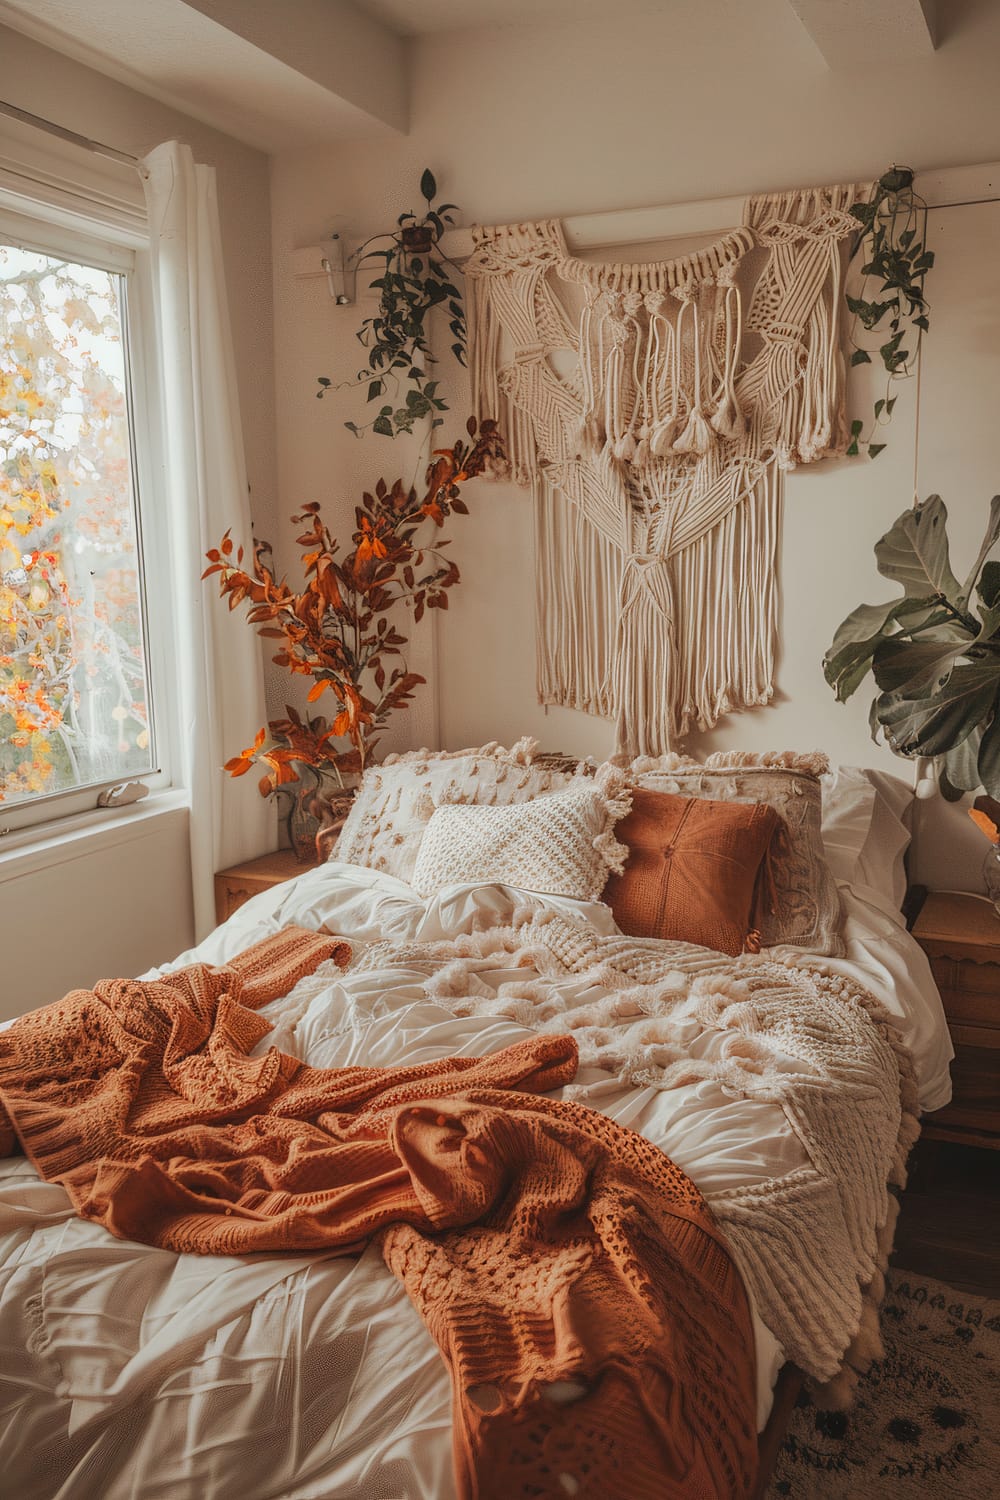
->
<box><xmin>466</xmin><ymin>183</ymin><xmax>869</xmax><ymax>755</ymax></box>
<box><xmin>351</xmin><ymin>909</ymin><xmax>919</xmax><ymax>1395</ymax></box>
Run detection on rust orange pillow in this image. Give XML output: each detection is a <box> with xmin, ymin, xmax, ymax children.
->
<box><xmin>602</xmin><ymin>788</ymin><xmax>780</xmax><ymax>956</ymax></box>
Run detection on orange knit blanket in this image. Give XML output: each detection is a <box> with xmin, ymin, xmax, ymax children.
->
<box><xmin>0</xmin><ymin>927</ymin><xmax>758</xmax><ymax>1499</ymax></box>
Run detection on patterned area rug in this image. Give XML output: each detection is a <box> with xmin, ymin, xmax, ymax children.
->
<box><xmin>768</xmin><ymin>1270</ymin><xmax>999</xmax><ymax>1497</ymax></box>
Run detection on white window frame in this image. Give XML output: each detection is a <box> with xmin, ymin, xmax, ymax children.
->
<box><xmin>0</xmin><ymin>197</ymin><xmax>178</xmax><ymax>844</ymax></box>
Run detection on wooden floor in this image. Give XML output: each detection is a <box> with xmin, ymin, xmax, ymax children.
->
<box><xmin>892</xmin><ymin>1138</ymin><xmax>1000</xmax><ymax>1297</ymax></box>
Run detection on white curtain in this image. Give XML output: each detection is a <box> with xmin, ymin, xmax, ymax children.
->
<box><xmin>142</xmin><ymin>140</ymin><xmax>272</xmax><ymax>940</ymax></box>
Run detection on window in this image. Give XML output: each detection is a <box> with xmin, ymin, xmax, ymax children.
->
<box><xmin>0</xmin><ymin>209</ymin><xmax>167</xmax><ymax>832</ymax></box>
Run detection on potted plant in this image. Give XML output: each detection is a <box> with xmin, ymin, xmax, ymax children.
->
<box><xmin>824</xmin><ymin>492</ymin><xmax>1000</xmax><ymax>800</ymax></box>
<box><xmin>845</xmin><ymin>166</ymin><xmax>934</xmax><ymax>459</ymax></box>
<box><xmin>204</xmin><ymin>418</ymin><xmax>506</xmax><ymax>857</ymax></box>
<box><xmin>317</xmin><ymin>169</ymin><xmax>466</xmax><ymax>440</ymax></box>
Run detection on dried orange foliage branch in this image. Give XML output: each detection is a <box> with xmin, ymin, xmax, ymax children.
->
<box><xmin>203</xmin><ymin>419</ymin><xmax>505</xmax><ymax>810</ymax></box>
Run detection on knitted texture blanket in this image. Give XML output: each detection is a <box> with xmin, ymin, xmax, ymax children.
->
<box><xmin>0</xmin><ymin>927</ymin><xmax>758</xmax><ymax>1500</ymax></box>
<box><xmin>351</xmin><ymin>908</ymin><xmax>920</xmax><ymax>1396</ymax></box>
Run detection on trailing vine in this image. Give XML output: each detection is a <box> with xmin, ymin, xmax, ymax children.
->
<box><xmin>317</xmin><ymin>170</ymin><xmax>467</xmax><ymax>439</ymax></box>
<box><xmin>845</xmin><ymin>166</ymin><xmax>933</xmax><ymax>459</ymax></box>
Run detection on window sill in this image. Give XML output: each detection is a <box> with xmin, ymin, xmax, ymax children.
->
<box><xmin>0</xmin><ymin>789</ymin><xmax>190</xmax><ymax>885</ymax></box>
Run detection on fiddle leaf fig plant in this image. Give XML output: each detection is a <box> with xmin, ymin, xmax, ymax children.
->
<box><xmin>824</xmin><ymin>493</ymin><xmax>1000</xmax><ymax>799</ymax></box>
<box><xmin>845</xmin><ymin>166</ymin><xmax>934</xmax><ymax>459</ymax></box>
<box><xmin>317</xmin><ymin>169</ymin><xmax>466</xmax><ymax>440</ymax></box>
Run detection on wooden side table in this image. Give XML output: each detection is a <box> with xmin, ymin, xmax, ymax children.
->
<box><xmin>912</xmin><ymin>890</ymin><xmax>1000</xmax><ymax>1148</ymax></box>
<box><xmin>214</xmin><ymin>849</ymin><xmax>314</xmax><ymax>926</ymax></box>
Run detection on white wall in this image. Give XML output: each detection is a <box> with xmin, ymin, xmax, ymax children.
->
<box><xmin>269</xmin><ymin>0</ymin><xmax>1000</xmax><ymax>894</ymax></box>
<box><xmin>0</xmin><ymin>26</ymin><xmax>277</xmax><ymax>1015</ymax></box>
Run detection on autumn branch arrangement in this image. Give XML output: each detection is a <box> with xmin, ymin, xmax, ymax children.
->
<box><xmin>203</xmin><ymin>418</ymin><xmax>505</xmax><ymax>841</ymax></box>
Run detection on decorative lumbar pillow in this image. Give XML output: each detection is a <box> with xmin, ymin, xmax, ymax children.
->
<box><xmin>609</xmin><ymin>749</ymin><xmax>844</xmax><ymax>956</ymax></box>
<box><xmin>410</xmin><ymin>769</ymin><xmax>632</xmax><ymax>901</ymax></box>
<box><xmin>335</xmin><ymin>738</ymin><xmax>592</xmax><ymax>885</ymax></box>
<box><xmin>602</xmin><ymin>788</ymin><xmax>781</xmax><ymax>957</ymax></box>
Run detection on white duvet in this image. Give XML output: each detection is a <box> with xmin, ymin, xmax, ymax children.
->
<box><xmin>0</xmin><ymin>864</ymin><xmax>951</xmax><ymax>1500</ymax></box>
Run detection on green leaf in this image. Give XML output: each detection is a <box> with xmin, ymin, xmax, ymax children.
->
<box><xmin>938</xmin><ymin>767</ymin><xmax>968</xmax><ymax>802</ymax></box>
<box><xmin>850</xmin><ymin>349</ymin><xmax>872</xmax><ymax>367</ymax></box>
<box><xmin>846</xmin><ymin>440</ymin><xmax>860</xmax><ymax>456</ymax></box>
<box><xmin>874</xmin><ymin>399</ymin><xmax>885</xmax><ymax>419</ymax></box>
<box><xmin>978</xmin><ymin>558</ymin><xmax>1000</xmax><ymax>611</ymax></box>
<box><xmin>875</xmin><ymin>662</ymin><xmax>1000</xmax><ymax>757</ymax></box>
<box><xmin>420</xmin><ymin>168</ymin><xmax>437</xmax><ymax>202</ymax></box>
<box><xmin>868</xmin><ymin>443</ymin><xmax>887</xmax><ymax>458</ymax></box>
<box><xmin>978</xmin><ymin>713</ymin><xmax>1000</xmax><ymax>799</ymax></box>
<box><xmin>372</xmin><ymin>415</ymin><xmax>394</xmax><ymax>437</ymax></box>
<box><xmin>367</xmin><ymin>380</ymin><xmax>383</xmax><ymax>402</ymax></box>
<box><xmin>914</xmin><ymin>314</ymin><xmax>930</xmax><ymax>332</ymax></box>
<box><xmin>823</xmin><ymin>595</ymin><xmax>939</xmax><ymax>701</ymax></box>
<box><xmin>871</xmin><ymin>637</ymin><xmax>967</xmax><ymax>698</ymax></box>
<box><xmin>886</xmin><ymin>397</ymin><xmax>897</xmax><ymax>415</ymax></box>
<box><xmin>942</xmin><ymin>725</ymin><xmax>983</xmax><ymax>793</ymax></box>
<box><xmin>875</xmin><ymin>495</ymin><xmax>962</xmax><ymax>601</ymax></box>
<box><xmin>850</xmin><ymin>418</ymin><xmax>864</xmax><ymax>435</ymax></box>
<box><xmin>959</xmin><ymin>495</ymin><xmax>1000</xmax><ymax>605</ymax></box>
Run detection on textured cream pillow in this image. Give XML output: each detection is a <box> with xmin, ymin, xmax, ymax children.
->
<box><xmin>610</xmin><ymin>749</ymin><xmax>844</xmax><ymax>956</ymax></box>
<box><xmin>411</xmin><ymin>771</ymin><xmax>631</xmax><ymax>901</ymax></box>
<box><xmin>334</xmin><ymin>738</ymin><xmax>592</xmax><ymax>885</ymax></box>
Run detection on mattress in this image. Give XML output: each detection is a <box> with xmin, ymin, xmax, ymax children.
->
<box><xmin>0</xmin><ymin>862</ymin><xmax>951</xmax><ymax>1499</ymax></box>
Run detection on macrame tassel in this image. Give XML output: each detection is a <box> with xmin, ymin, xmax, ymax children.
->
<box><xmin>614</xmin><ymin>430</ymin><xmax>637</xmax><ymax>464</ymax></box>
<box><xmin>650</xmin><ymin>416</ymin><xmax>681</xmax><ymax>456</ymax></box>
<box><xmin>710</xmin><ymin>391</ymin><xmax>746</xmax><ymax>440</ymax></box>
<box><xmin>672</xmin><ymin>405</ymin><xmax>714</xmax><ymax>455</ymax></box>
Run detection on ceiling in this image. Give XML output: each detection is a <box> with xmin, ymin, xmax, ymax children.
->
<box><xmin>0</xmin><ymin>0</ymin><xmax>940</xmax><ymax>154</ymax></box>
<box><xmin>356</xmin><ymin>0</ymin><xmax>676</xmax><ymax>36</ymax></box>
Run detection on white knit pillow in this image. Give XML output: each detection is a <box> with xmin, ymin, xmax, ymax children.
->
<box><xmin>411</xmin><ymin>770</ymin><xmax>632</xmax><ymax>901</ymax></box>
<box><xmin>335</xmin><ymin>738</ymin><xmax>590</xmax><ymax>884</ymax></box>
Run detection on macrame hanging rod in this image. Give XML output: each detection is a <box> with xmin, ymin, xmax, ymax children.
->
<box><xmin>440</xmin><ymin>161</ymin><xmax>1000</xmax><ymax>262</ymax></box>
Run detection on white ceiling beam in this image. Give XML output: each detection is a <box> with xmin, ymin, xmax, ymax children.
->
<box><xmin>179</xmin><ymin>0</ymin><xmax>409</xmax><ymax>134</ymax></box>
<box><xmin>787</xmin><ymin>0</ymin><xmax>937</xmax><ymax>69</ymax></box>
<box><xmin>0</xmin><ymin>0</ymin><xmax>408</xmax><ymax>151</ymax></box>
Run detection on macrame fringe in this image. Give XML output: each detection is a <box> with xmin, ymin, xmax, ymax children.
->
<box><xmin>466</xmin><ymin>185</ymin><xmax>869</xmax><ymax>756</ymax></box>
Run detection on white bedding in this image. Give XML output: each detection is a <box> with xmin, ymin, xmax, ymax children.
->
<box><xmin>0</xmin><ymin>863</ymin><xmax>951</xmax><ymax>1500</ymax></box>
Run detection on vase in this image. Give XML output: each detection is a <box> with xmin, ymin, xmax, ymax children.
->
<box><xmin>983</xmin><ymin>844</ymin><xmax>1000</xmax><ymax>917</ymax></box>
<box><xmin>284</xmin><ymin>790</ymin><xmax>321</xmax><ymax>863</ymax></box>
<box><xmin>312</xmin><ymin>784</ymin><xmax>358</xmax><ymax>863</ymax></box>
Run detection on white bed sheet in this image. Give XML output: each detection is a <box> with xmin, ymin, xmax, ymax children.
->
<box><xmin>0</xmin><ymin>864</ymin><xmax>951</xmax><ymax>1499</ymax></box>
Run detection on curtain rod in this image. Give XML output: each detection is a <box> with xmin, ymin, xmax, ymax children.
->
<box><xmin>0</xmin><ymin>99</ymin><xmax>139</xmax><ymax>169</ymax></box>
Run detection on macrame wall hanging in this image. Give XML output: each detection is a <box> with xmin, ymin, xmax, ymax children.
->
<box><xmin>466</xmin><ymin>182</ymin><xmax>869</xmax><ymax>756</ymax></box>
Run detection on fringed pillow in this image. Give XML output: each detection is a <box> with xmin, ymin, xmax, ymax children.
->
<box><xmin>411</xmin><ymin>767</ymin><xmax>631</xmax><ymax>901</ymax></box>
<box><xmin>609</xmin><ymin>750</ymin><xmax>844</xmax><ymax>956</ymax></box>
<box><xmin>334</xmin><ymin>738</ymin><xmax>591</xmax><ymax>885</ymax></box>
<box><xmin>602</xmin><ymin>789</ymin><xmax>781</xmax><ymax>956</ymax></box>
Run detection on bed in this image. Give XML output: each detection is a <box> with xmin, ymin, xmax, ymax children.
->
<box><xmin>0</xmin><ymin>746</ymin><xmax>952</xmax><ymax>1499</ymax></box>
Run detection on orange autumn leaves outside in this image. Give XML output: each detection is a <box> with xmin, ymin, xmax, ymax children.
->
<box><xmin>1</xmin><ymin>245</ymin><xmax>150</xmax><ymax>806</ymax></box>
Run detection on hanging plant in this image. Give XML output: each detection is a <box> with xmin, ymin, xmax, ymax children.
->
<box><xmin>317</xmin><ymin>170</ymin><xmax>466</xmax><ymax>439</ymax></box>
<box><xmin>824</xmin><ymin>492</ymin><xmax>1000</xmax><ymax>799</ymax></box>
<box><xmin>845</xmin><ymin>166</ymin><xmax>934</xmax><ymax>459</ymax></box>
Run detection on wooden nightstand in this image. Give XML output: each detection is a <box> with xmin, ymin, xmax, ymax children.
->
<box><xmin>913</xmin><ymin>890</ymin><xmax>1000</xmax><ymax>1148</ymax></box>
<box><xmin>214</xmin><ymin>849</ymin><xmax>314</xmax><ymax>925</ymax></box>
